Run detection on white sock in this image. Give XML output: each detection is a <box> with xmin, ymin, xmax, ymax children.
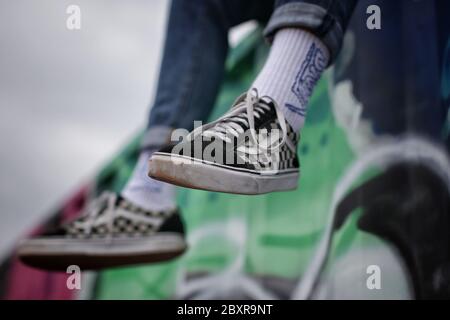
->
<box><xmin>121</xmin><ymin>149</ymin><xmax>176</xmax><ymax>211</ymax></box>
<box><xmin>251</xmin><ymin>28</ymin><xmax>330</xmax><ymax>132</ymax></box>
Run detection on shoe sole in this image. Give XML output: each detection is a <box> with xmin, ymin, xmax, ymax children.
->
<box><xmin>148</xmin><ymin>153</ymin><xmax>299</xmax><ymax>195</ymax></box>
<box><xmin>17</xmin><ymin>233</ymin><xmax>186</xmax><ymax>271</ymax></box>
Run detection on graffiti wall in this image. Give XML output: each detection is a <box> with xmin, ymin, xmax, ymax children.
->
<box><xmin>1</xmin><ymin>0</ymin><xmax>449</xmax><ymax>300</ymax></box>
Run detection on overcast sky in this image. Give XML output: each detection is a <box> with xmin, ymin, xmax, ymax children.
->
<box><xmin>0</xmin><ymin>0</ymin><xmax>168</xmax><ymax>257</ymax></box>
<box><xmin>0</xmin><ymin>0</ymin><xmax>254</xmax><ymax>257</ymax></box>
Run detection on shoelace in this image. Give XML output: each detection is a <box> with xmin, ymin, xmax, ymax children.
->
<box><xmin>69</xmin><ymin>191</ymin><xmax>166</xmax><ymax>237</ymax></box>
<box><xmin>70</xmin><ymin>191</ymin><xmax>117</xmax><ymax>236</ymax></box>
<box><xmin>189</xmin><ymin>89</ymin><xmax>293</xmax><ymax>152</ymax></box>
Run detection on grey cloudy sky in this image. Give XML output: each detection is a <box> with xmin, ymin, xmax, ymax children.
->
<box><xmin>0</xmin><ymin>0</ymin><xmax>169</xmax><ymax>256</ymax></box>
<box><xmin>0</xmin><ymin>0</ymin><xmax>254</xmax><ymax>257</ymax></box>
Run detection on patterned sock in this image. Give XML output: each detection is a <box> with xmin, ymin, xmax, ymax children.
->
<box><xmin>121</xmin><ymin>149</ymin><xmax>176</xmax><ymax>211</ymax></box>
<box><xmin>251</xmin><ymin>28</ymin><xmax>330</xmax><ymax>132</ymax></box>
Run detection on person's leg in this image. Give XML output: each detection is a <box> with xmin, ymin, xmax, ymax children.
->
<box><xmin>148</xmin><ymin>0</ymin><xmax>358</xmax><ymax>195</ymax></box>
<box><xmin>250</xmin><ymin>28</ymin><xmax>330</xmax><ymax>132</ymax></box>
<box><xmin>122</xmin><ymin>0</ymin><xmax>230</xmax><ymax>211</ymax></box>
<box><xmin>123</xmin><ymin>0</ymin><xmax>274</xmax><ymax>209</ymax></box>
<box><xmin>18</xmin><ymin>0</ymin><xmax>275</xmax><ymax>270</ymax></box>
<box><xmin>253</xmin><ymin>0</ymin><xmax>358</xmax><ymax>132</ymax></box>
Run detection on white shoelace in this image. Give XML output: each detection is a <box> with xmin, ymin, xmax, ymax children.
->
<box><xmin>189</xmin><ymin>89</ymin><xmax>294</xmax><ymax>152</ymax></box>
<box><xmin>71</xmin><ymin>191</ymin><xmax>117</xmax><ymax>236</ymax></box>
<box><xmin>69</xmin><ymin>192</ymin><xmax>165</xmax><ymax>237</ymax></box>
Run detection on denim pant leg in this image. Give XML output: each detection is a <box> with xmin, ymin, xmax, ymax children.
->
<box><xmin>334</xmin><ymin>0</ymin><xmax>447</xmax><ymax>142</ymax></box>
<box><xmin>264</xmin><ymin>0</ymin><xmax>358</xmax><ymax>65</ymax></box>
<box><xmin>142</xmin><ymin>0</ymin><xmax>274</xmax><ymax>150</ymax></box>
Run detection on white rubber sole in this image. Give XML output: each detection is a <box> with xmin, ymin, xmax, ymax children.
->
<box><xmin>149</xmin><ymin>153</ymin><xmax>299</xmax><ymax>195</ymax></box>
<box><xmin>18</xmin><ymin>233</ymin><xmax>186</xmax><ymax>270</ymax></box>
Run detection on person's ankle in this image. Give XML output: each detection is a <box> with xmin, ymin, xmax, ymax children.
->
<box><xmin>121</xmin><ymin>149</ymin><xmax>176</xmax><ymax>212</ymax></box>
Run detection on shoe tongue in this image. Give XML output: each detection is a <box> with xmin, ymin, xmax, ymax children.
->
<box><xmin>260</xmin><ymin>96</ymin><xmax>274</xmax><ymax>105</ymax></box>
<box><xmin>116</xmin><ymin>194</ymin><xmax>128</xmax><ymax>206</ymax></box>
<box><xmin>241</xmin><ymin>102</ymin><xmax>275</xmax><ymax>128</ymax></box>
<box><xmin>77</xmin><ymin>193</ymin><xmax>122</xmax><ymax>221</ymax></box>
<box><xmin>207</xmin><ymin>95</ymin><xmax>276</xmax><ymax>137</ymax></box>
<box><xmin>253</xmin><ymin>99</ymin><xmax>276</xmax><ymax>127</ymax></box>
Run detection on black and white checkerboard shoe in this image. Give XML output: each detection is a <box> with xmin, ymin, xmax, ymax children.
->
<box><xmin>149</xmin><ymin>90</ymin><xmax>300</xmax><ymax>195</ymax></box>
<box><xmin>18</xmin><ymin>192</ymin><xmax>186</xmax><ymax>270</ymax></box>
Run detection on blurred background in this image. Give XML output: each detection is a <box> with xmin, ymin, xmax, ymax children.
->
<box><xmin>0</xmin><ymin>0</ymin><xmax>449</xmax><ymax>300</ymax></box>
<box><xmin>0</xmin><ymin>0</ymin><xmax>165</xmax><ymax>256</ymax></box>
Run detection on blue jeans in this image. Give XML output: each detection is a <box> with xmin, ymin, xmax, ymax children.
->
<box><xmin>142</xmin><ymin>0</ymin><xmax>357</xmax><ymax>149</ymax></box>
<box><xmin>334</xmin><ymin>0</ymin><xmax>450</xmax><ymax>145</ymax></box>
